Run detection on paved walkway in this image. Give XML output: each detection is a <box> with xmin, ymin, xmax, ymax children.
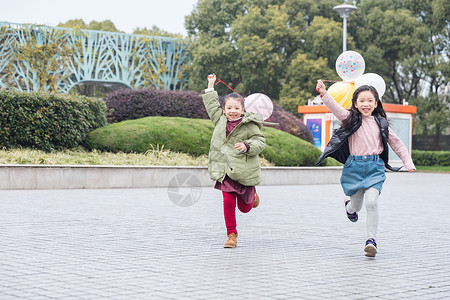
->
<box><xmin>0</xmin><ymin>172</ymin><xmax>449</xmax><ymax>299</ymax></box>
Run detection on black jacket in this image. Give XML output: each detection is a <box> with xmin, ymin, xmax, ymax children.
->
<box><xmin>316</xmin><ymin>113</ymin><xmax>400</xmax><ymax>171</ymax></box>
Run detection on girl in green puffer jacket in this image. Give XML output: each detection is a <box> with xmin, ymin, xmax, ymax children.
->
<box><xmin>203</xmin><ymin>74</ymin><xmax>266</xmax><ymax>248</ymax></box>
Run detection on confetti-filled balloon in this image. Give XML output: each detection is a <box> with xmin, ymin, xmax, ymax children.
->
<box><xmin>336</xmin><ymin>51</ymin><xmax>365</xmax><ymax>81</ymax></box>
<box><xmin>328</xmin><ymin>81</ymin><xmax>356</xmax><ymax>109</ymax></box>
<box><xmin>355</xmin><ymin>73</ymin><xmax>386</xmax><ymax>98</ymax></box>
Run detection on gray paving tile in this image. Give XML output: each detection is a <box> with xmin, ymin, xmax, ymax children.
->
<box><xmin>0</xmin><ymin>172</ymin><xmax>448</xmax><ymax>299</ymax></box>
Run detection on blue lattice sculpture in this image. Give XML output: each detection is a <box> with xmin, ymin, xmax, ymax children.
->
<box><xmin>0</xmin><ymin>22</ymin><xmax>190</xmax><ymax>93</ymax></box>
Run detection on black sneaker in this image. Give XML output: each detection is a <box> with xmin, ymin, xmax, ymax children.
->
<box><xmin>364</xmin><ymin>238</ymin><xmax>378</xmax><ymax>257</ymax></box>
<box><xmin>345</xmin><ymin>198</ymin><xmax>358</xmax><ymax>222</ymax></box>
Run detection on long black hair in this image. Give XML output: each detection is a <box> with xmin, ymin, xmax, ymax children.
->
<box><xmin>341</xmin><ymin>85</ymin><xmax>387</xmax><ymax>130</ymax></box>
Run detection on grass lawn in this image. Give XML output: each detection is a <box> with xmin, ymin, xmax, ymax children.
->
<box><xmin>0</xmin><ymin>147</ymin><xmax>274</xmax><ymax>167</ymax></box>
<box><xmin>2</xmin><ymin>148</ymin><xmax>449</xmax><ymax>172</ymax></box>
<box><xmin>416</xmin><ymin>165</ymin><xmax>450</xmax><ymax>173</ymax></box>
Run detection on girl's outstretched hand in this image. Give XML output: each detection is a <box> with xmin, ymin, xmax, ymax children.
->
<box><xmin>408</xmin><ymin>169</ymin><xmax>416</xmax><ymax>173</ymax></box>
<box><xmin>207</xmin><ymin>74</ymin><xmax>216</xmax><ymax>89</ymax></box>
<box><xmin>316</xmin><ymin>80</ymin><xmax>327</xmax><ymax>97</ymax></box>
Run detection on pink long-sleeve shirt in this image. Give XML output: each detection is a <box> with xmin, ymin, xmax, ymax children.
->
<box><xmin>322</xmin><ymin>92</ymin><xmax>415</xmax><ymax>171</ymax></box>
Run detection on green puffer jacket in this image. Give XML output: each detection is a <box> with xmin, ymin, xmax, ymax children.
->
<box><xmin>202</xmin><ymin>91</ymin><xmax>266</xmax><ymax>186</ymax></box>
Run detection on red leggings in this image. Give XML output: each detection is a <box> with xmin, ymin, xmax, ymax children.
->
<box><xmin>223</xmin><ymin>191</ymin><xmax>254</xmax><ymax>235</ymax></box>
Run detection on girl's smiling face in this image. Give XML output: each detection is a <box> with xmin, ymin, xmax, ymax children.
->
<box><xmin>223</xmin><ymin>97</ymin><xmax>244</xmax><ymax>121</ymax></box>
<box><xmin>355</xmin><ymin>90</ymin><xmax>378</xmax><ymax>117</ymax></box>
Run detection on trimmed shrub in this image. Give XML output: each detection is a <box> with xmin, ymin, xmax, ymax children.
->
<box><xmin>0</xmin><ymin>89</ymin><xmax>106</xmax><ymax>151</ymax></box>
<box><xmin>261</xmin><ymin>126</ymin><xmax>329</xmax><ymax>166</ymax></box>
<box><xmin>105</xmin><ymin>88</ymin><xmax>208</xmax><ymax>123</ymax></box>
<box><xmin>87</xmin><ymin>116</ymin><xmax>213</xmax><ymax>156</ymax></box>
<box><xmin>266</xmin><ymin>102</ymin><xmax>314</xmax><ymax>144</ymax></box>
<box><xmin>87</xmin><ymin>116</ymin><xmax>334</xmax><ymax>167</ymax></box>
<box><xmin>104</xmin><ymin>88</ymin><xmax>314</xmax><ymax>144</ymax></box>
<box><xmin>412</xmin><ymin>150</ymin><xmax>450</xmax><ymax>166</ymax></box>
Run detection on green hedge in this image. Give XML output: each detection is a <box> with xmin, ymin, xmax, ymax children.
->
<box><xmin>0</xmin><ymin>89</ymin><xmax>106</xmax><ymax>151</ymax></box>
<box><xmin>87</xmin><ymin>116</ymin><xmax>337</xmax><ymax>167</ymax></box>
<box><xmin>412</xmin><ymin>150</ymin><xmax>450</xmax><ymax>166</ymax></box>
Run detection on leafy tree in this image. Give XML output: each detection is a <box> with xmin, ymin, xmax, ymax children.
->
<box><xmin>58</xmin><ymin>19</ymin><xmax>123</xmax><ymax>33</ymax></box>
<box><xmin>284</xmin><ymin>0</ymin><xmax>342</xmax><ymax>26</ymax></box>
<box><xmin>57</xmin><ymin>19</ymin><xmax>88</xmax><ymax>30</ymax></box>
<box><xmin>186</xmin><ymin>0</ymin><xmax>350</xmax><ymax>97</ymax></box>
<box><xmin>88</xmin><ymin>20</ymin><xmax>123</xmax><ymax>32</ymax></box>
<box><xmin>186</xmin><ymin>0</ymin><xmax>449</xmax><ymax>141</ymax></box>
<box><xmin>347</xmin><ymin>0</ymin><xmax>449</xmax><ymax>146</ymax></box>
<box><xmin>350</xmin><ymin>0</ymin><xmax>448</xmax><ymax>103</ymax></box>
<box><xmin>185</xmin><ymin>0</ymin><xmax>247</xmax><ymax>37</ymax></box>
<box><xmin>410</xmin><ymin>94</ymin><xmax>450</xmax><ymax>150</ymax></box>
<box><xmin>186</xmin><ymin>0</ymin><xmax>304</xmax><ymax>98</ymax></box>
<box><xmin>352</xmin><ymin>5</ymin><xmax>430</xmax><ymax>103</ymax></box>
<box><xmin>303</xmin><ymin>16</ymin><xmax>349</xmax><ymax>70</ymax></box>
<box><xmin>231</xmin><ymin>4</ymin><xmax>302</xmax><ymax>96</ymax></box>
<box><xmin>185</xmin><ymin>0</ymin><xmax>247</xmax><ymax>95</ymax></box>
<box><xmin>280</xmin><ymin>53</ymin><xmax>336</xmax><ymax>113</ymax></box>
<box><xmin>133</xmin><ymin>25</ymin><xmax>182</xmax><ymax>38</ymax></box>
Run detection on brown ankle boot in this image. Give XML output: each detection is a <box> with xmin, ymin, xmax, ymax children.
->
<box><xmin>252</xmin><ymin>193</ymin><xmax>260</xmax><ymax>208</ymax></box>
<box><xmin>224</xmin><ymin>233</ymin><xmax>237</xmax><ymax>248</ymax></box>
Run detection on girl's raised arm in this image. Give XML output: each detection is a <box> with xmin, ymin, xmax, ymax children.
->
<box><xmin>202</xmin><ymin>74</ymin><xmax>222</xmax><ymax>125</ymax></box>
<box><xmin>316</xmin><ymin>80</ymin><xmax>350</xmax><ymax>121</ymax></box>
<box><xmin>207</xmin><ymin>74</ymin><xmax>216</xmax><ymax>89</ymax></box>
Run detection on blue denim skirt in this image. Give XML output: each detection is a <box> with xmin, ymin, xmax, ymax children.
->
<box><xmin>340</xmin><ymin>155</ymin><xmax>386</xmax><ymax>196</ymax></box>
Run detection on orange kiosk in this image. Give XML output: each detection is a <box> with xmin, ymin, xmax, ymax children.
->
<box><xmin>298</xmin><ymin>102</ymin><xmax>417</xmax><ymax>167</ymax></box>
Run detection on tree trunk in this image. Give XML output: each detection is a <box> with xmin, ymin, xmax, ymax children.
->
<box><xmin>434</xmin><ymin>126</ymin><xmax>441</xmax><ymax>151</ymax></box>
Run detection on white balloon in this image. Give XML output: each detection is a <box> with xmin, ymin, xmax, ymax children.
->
<box><xmin>245</xmin><ymin>93</ymin><xmax>273</xmax><ymax>120</ymax></box>
<box><xmin>354</xmin><ymin>73</ymin><xmax>386</xmax><ymax>98</ymax></box>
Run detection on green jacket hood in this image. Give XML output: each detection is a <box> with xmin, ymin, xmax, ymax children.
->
<box><xmin>242</xmin><ymin>112</ymin><xmax>279</xmax><ymax>128</ymax></box>
<box><xmin>242</xmin><ymin>112</ymin><xmax>264</xmax><ymax>128</ymax></box>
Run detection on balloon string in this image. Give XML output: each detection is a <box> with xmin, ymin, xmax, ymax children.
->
<box><xmin>215</xmin><ymin>76</ymin><xmax>245</xmax><ymax>99</ymax></box>
<box><xmin>322</xmin><ymin>79</ymin><xmax>354</xmax><ymax>83</ymax></box>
